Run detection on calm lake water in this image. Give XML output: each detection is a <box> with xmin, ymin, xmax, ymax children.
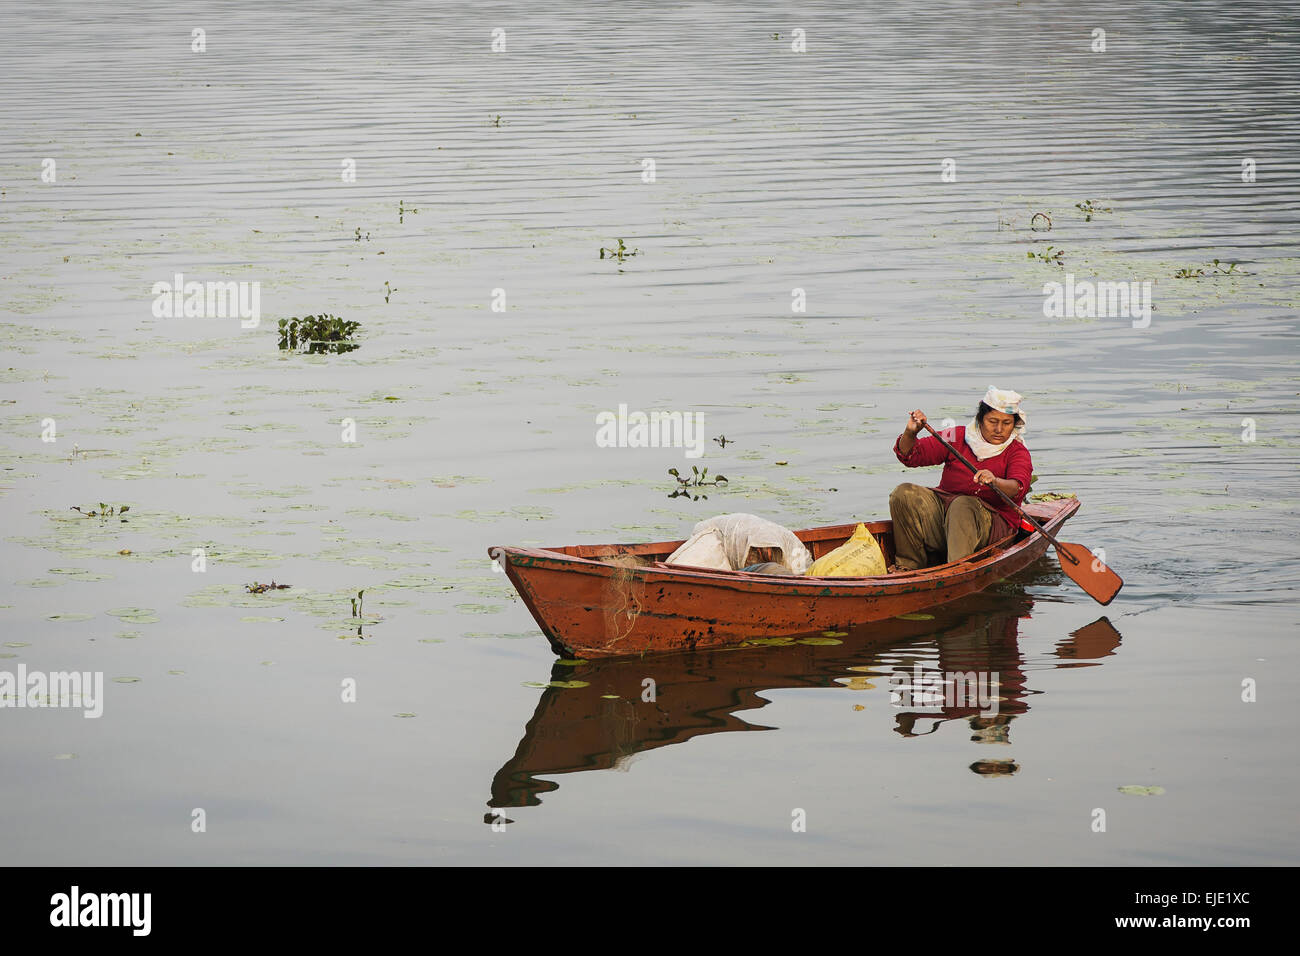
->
<box><xmin>2</xmin><ymin>1</ymin><xmax>1298</xmax><ymax>865</ymax></box>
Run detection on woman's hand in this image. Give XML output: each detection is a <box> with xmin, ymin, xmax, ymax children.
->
<box><xmin>973</xmin><ymin>469</ymin><xmax>995</xmax><ymax>486</ymax></box>
<box><xmin>904</xmin><ymin>410</ymin><xmax>927</xmax><ymax>436</ymax></box>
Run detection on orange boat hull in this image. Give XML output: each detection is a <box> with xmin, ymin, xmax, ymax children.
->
<box><xmin>493</xmin><ymin>499</ymin><xmax>1079</xmax><ymax>659</ymax></box>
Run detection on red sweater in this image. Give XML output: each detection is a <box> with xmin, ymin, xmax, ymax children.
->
<box><xmin>892</xmin><ymin>426</ymin><xmax>1033</xmax><ymax>529</ymax></box>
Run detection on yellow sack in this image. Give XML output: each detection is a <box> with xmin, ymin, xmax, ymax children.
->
<box><xmin>807</xmin><ymin>523</ymin><xmax>887</xmax><ymax>578</ymax></box>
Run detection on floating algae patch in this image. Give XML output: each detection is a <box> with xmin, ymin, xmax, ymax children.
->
<box><xmin>185</xmin><ymin>583</ymin><xmax>290</xmax><ymax>609</ymax></box>
<box><xmin>455</xmin><ymin>603</ymin><xmax>504</xmax><ymax>615</ymax></box>
<box><xmin>227</xmin><ymin>484</ymin><xmax>312</xmax><ymax>499</ymax></box>
<box><xmin>106</xmin><ymin>607</ymin><xmax>160</xmax><ymax>624</ymax></box>
<box><xmin>527</xmin><ymin>478</ymin><xmax>648</xmax><ymax>495</ymax></box>
<box><xmin>48</xmin><ymin>568</ymin><xmax>113</xmax><ymax>582</ymax></box>
<box><xmin>375</xmin><ymin>573</ymin><xmax>440</xmax><ymax>591</ymax></box>
<box><xmin>345</xmin><ymin>507</ymin><xmax>419</xmax><ymax>523</ymax></box>
<box><xmin>423</xmin><ymin>575</ymin><xmax>515</xmax><ymax>600</ymax></box>
<box><xmin>428</xmin><ymin>474</ymin><xmax>491</xmax><ymax>487</ymax></box>
<box><xmin>322</xmin><ymin>551</ymin><xmax>409</xmax><ymax>570</ymax></box>
<box><xmin>452</xmin><ymin>505</ymin><xmax>555</xmax><ymax>523</ymax></box>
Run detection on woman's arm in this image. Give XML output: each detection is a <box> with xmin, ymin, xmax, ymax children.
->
<box><xmin>898</xmin><ymin>409</ymin><xmax>925</xmax><ymax>457</ymax></box>
<box><xmin>894</xmin><ymin>410</ymin><xmax>952</xmax><ymax>467</ymax></box>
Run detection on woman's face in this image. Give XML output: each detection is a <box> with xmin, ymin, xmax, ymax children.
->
<box><xmin>979</xmin><ymin>411</ymin><xmax>1017</xmax><ymax>444</ymax></box>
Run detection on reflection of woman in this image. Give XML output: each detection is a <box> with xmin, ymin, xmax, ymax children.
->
<box><xmin>889</xmin><ymin>387</ymin><xmax>1033</xmax><ymax>571</ymax></box>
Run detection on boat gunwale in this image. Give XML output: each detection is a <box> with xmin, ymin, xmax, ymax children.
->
<box><xmin>494</xmin><ymin>498</ymin><xmax>1079</xmax><ymax>593</ymax></box>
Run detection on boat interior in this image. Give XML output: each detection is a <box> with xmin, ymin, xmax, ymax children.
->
<box><xmin>550</xmin><ymin>519</ymin><xmax>1022</xmax><ymax>578</ymax></box>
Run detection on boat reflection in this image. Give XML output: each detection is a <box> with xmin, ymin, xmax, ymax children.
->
<box><xmin>484</xmin><ymin>565</ymin><xmax>1122</xmax><ymax>814</ymax></box>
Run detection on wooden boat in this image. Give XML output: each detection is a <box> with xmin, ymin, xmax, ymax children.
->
<box><xmin>492</xmin><ymin>497</ymin><xmax>1081</xmax><ymax>659</ymax></box>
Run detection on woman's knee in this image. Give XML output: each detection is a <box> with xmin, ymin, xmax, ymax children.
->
<box><xmin>890</xmin><ymin>482</ymin><xmax>927</xmax><ymax>508</ymax></box>
<box><xmin>945</xmin><ymin>496</ymin><xmax>989</xmax><ymax>531</ymax></box>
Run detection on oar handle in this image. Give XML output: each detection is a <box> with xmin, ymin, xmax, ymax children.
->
<box><xmin>917</xmin><ymin>420</ymin><xmax>1077</xmax><ymax>564</ymax></box>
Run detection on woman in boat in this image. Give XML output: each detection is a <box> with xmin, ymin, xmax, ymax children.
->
<box><xmin>889</xmin><ymin>386</ymin><xmax>1032</xmax><ymax>571</ymax></box>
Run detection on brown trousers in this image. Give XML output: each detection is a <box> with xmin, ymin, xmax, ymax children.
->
<box><xmin>889</xmin><ymin>483</ymin><xmax>992</xmax><ymax>570</ymax></box>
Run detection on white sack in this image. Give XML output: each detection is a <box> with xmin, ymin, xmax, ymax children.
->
<box><xmin>682</xmin><ymin>513</ymin><xmax>813</xmax><ymax>574</ymax></box>
<box><xmin>664</xmin><ymin>527</ymin><xmax>731</xmax><ymax>570</ymax></box>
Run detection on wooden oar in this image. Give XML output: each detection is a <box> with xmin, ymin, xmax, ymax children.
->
<box><xmin>919</xmin><ymin>420</ymin><xmax>1123</xmax><ymax>605</ymax></box>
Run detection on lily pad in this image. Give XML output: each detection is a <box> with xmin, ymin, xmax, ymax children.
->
<box><xmin>742</xmin><ymin>637</ymin><xmax>796</xmax><ymax>646</ymax></box>
<box><xmin>49</xmin><ymin>568</ymin><xmax>112</xmax><ymax>581</ymax></box>
<box><xmin>798</xmin><ymin>637</ymin><xmax>843</xmax><ymax>645</ymax></box>
<box><xmin>555</xmin><ymin>658</ymin><xmax>588</xmax><ymax>666</ymax></box>
<box><xmin>48</xmin><ymin>612</ymin><xmax>94</xmax><ymax>622</ymax></box>
<box><xmin>822</xmin><ymin>630</ymin><xmax>848</xmax><ymax>637</ymax></box>
<box><xmin>455</xmin><ymin>603</ymin><xmax>503</xmax><ymax>614</ymax></box>
<box><xmin>1118</xmin><ymin>785</ymin><xmax>1165</xmax><ymax>796</ymax></box>
<box><xmin>112</xmin><ymin>676</ymin><xmax>141</xmax><ymax>683</ymax></box>
<box><xmin>240</xmin><ymin>616</ymin><xmax>284</xmax><ymax>623</ymax></box>
<box><xmin>5</xmin><ymin>642</ymin><xmax>31</xmax><ymax>648</ymax></box>
<box><xmin>106</xmin><ymin>607</ymin><xmax>160</xmax><ymax>624</ymax></box>
<box><xmin>895</xmin><ymin>612</ymin><xmax>935</xmax><ymax>621</ymax></box>
<box><xmin>394</xmin><ymin>712</ymin><xmax>416</xmax><ymax>718</ymax></box>
<box><xmin>521</xmin><ymin>680</ymin><xmax>590</xmax><ymax>689</ymax></box>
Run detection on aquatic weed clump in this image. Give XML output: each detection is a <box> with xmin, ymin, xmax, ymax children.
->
<box><xmin>277</xmin><ymin>315</ymin><xmax>361</xmax><ymax>354</ymax></box>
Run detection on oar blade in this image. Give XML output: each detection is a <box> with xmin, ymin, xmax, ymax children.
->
<box><xmin>1055</xmin><ymin>542</ymin><xmax>1123</xmax><ymax>605</ymax></box>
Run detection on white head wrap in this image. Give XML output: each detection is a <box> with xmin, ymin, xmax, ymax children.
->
<box><xmin>964</xmin><ymin>385</ymin><xmax>1027</xmax><ymax>459</ymax></box>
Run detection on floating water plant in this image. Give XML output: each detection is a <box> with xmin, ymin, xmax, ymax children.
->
<box><xmin>70</xmin><ymin>503</ymin><xmax>129</xmax><ymax>520</ymax></box>
<box><xmin>1074</xmin><ymin>199</ymin><xmax>1112</xmax><ymax>221</ymax></box>
<box><xmin>354</xmin><ymin>227</ymin><xmax>370</xmax><ymax>241</ymax></box>
<box><xmin>599</xmin><ymin>238</ymin><xmax>640</xmax><ymax>261</ymax></box>
<box><xmin>245</xmin><ymin>581</ymin><xmax>290</xmax><ymax>594</ymax></box>
<box><xmin>398</xmin><ymin>199</ymin><xmax>418</xmax><ymax>223</ymax></box>
<box><xmin>277</xmin><ymin>315</ymin><xmax>361</xmax><ymax>354</ymax></box>
<box><xmin>667</xmin><ymin>466</ymin><xmax>728</xmax><ymax>500</ymax></box>
<box><xmin>383</xmin><ymin>281</ymin><xmax>395</xmax><ymax>303</ymax></box>
<box><xmin>668</xmin><ymin>466</ymin><xmax>728</xmax><ymax>488</ymax></box>
<box><xmin>1174</xmin><ymin>259</ymin><xmax>1248</xmax><ymax>278</ymax></box>
<box><xmin>350</xmin><ymin>589</ymin><xmax>365</xmax><ymax>618</ymax></box>
<box><xmin>1027</xmin><ymin>245</ymin><xmax>1065</xmax><ymax>265</ymax></box>
<box><xmin>713</xmin><ymin>435</ymin><xmax>733</xmax><ymax>448</ymax></box>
